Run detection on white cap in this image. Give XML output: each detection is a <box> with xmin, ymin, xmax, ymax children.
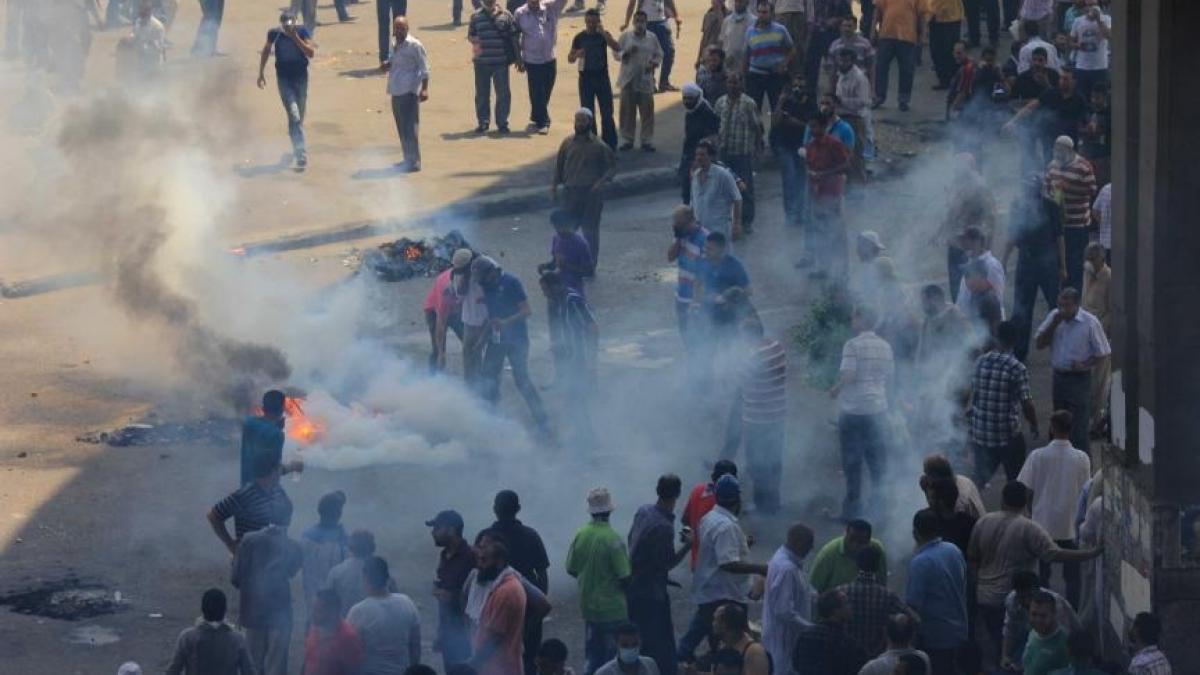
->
<box><xmin>587</xmin><ymin>487</ymin><xmax>614</xmax><ymax>515</ymax></box>
<box><xmin>575</xmin><ymin>107</ymin><xmax>595</xmax><ymax>119</ymax></box>
<box><xmin>1055</xmin><ymin>135</ymin><xmax>1075</xmax><ymax>149</ymax></box>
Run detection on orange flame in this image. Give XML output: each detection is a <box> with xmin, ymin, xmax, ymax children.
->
<box><xmin>284</xmin><ymin>396</ymin><xmax>325</xmax><ymax>444</ymax></box>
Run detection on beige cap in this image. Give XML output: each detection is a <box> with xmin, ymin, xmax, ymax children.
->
<box><xmin>451</xmin><ymin>248</ymin><xmax>473</xmax><ymax>269</ymax></box>
<box><xmin>587</xmin><ymin>487</ymin><xmax>614</xmax><ymax>515</ymax></box>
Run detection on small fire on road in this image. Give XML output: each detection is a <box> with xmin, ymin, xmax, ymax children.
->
<box><xmin>282</xmin><ymin>396</ymin><xmax>324</xmax><ymax>444</ymax></box>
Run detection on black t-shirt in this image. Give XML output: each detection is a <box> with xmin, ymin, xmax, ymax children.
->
<box><xmin>1011</xmin><ymin>195</ymin><xmax>1064</xmax><ymax>263</ymax></box>
<box><xmin>769</xmin><ymin>90</ymin><xmax>817</xmax><ymax>149</ymax></box>
<box><xmin>1080</xmin><ymin>106</ymin><xmax>1111</xmax><ymax>159</ymax></box>
<box><xmin>572</xmin><ymin>31</ymin><xmax>610</xmax><ymax>72</ymax></box>
<box><xmin>1011</xmin><ymin>68</ymin><xmax>1059</xmax><ymax>101</ymax></box>
<box><xmin>485</xmin><ymin>518</ymin><xmax>551</xmax><ymax>589</ymax></box>
<box><xmin>933</xmin><ymin>510</ymin><xmax>978</xmax><ymax>556</ymax></box>
<box><xmin>269</xmin><ymin>26</ymin><xmax>311</xmax><ymax>78</ymax></box>
<box><xmin>970</xmin><ymin>63</ymin><xmax>1006</xmax><ymax>103</ymax></box>
<box><xmin>1036</xmin><ymin>88</ymin><xmax>1087</xmax><ymax>140</ymax></box>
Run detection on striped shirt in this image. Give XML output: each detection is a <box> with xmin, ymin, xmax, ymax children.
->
<box><xmin>838</xmin><ymin>331</ymin><xmax>893</xmax><ymax>416</ymax></box>
<box><xmin>746</xmin><ymin>22</ymin><xmax>793</xmax><ymax>74</ymax></box>
<box><xmin>675</xmin><ymin>226</ymin><xmax>710</xmax><ymax>302</ymax></box>
<box><xmin>469</xmin><ymin>7</ymin><xmax>517</xmax><ymax>66</ymax></box>
<box><xmin>212</xmin><ymin>482</ymin><xmax>294</xmax><ymax>540</ymax></box>
<box><xmin>1129</xmin><ymin>646</ymin><xmax>1173</xmax><ymax>675</ymax></box>
<box><xmin>1045</xmin><ymin>155</ymin><xmax>1097</xmax><ymax>229</ymax></box>
<box><xmin>743</xmin><ymin>338</ymin><xmax>788</xmax><ymax>424</ymax></box>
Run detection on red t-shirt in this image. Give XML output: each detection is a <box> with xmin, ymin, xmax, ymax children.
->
<box><xmin>422</xmin><ymin>268</ymin><xmax>459</xmax><ymax>317</ymax></box>
<box><xmin>682</xmin><ymin>482</ymin><xmax>718</xmax><ymax>569</ymax></box>
<box><xmin>805</xmin><ymin>134</ymin><xmax>850</xmax><ymax>199</ymax></box>
<box><xmin>475</xmin><ymin>573</ymin><xmax>527</xmax><ymax>675</ymax></box>
<box><xmin>304</xmin><ymin>621</ymin><xmax>362</xmax><ymax>675</ymax></box>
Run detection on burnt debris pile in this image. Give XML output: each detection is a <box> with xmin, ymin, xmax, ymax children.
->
<box><xmin>360</xmin><ymin>230</ymin><xmax>473</xmax><ymax>282</ymax></box>
<box><xmin>0</xmin><ymin>579</ymin><xmax>127</xmax><ymax>621</ymax></box>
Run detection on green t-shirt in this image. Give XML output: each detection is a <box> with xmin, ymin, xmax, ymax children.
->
<box><xmin>809</xmin><ymin>536</ymin><xmax>888</xmax><ymax>592</ymax></box>
<box><xmin>1024</xmin><ymin>627</ymin><xmax>1069</xmax><ymax>675</ymax></box>
<box><xmin>566</xmin><ymin>520</ymin><xmax>632</xmax><ymax>622</ymax></box>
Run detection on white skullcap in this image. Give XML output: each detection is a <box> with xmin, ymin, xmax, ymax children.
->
<box><xmin>682</xmin><ymin>82</ymin><xmax>703</xmax><ymax>98</ymax></box>
<box><xmin>575</xmin><ymin>107</ymin><xmax>594</xmax><ymax>119</ymax></box>
<box><xmin>1054</xmin><ymin>135</ymin><xmax>1075</xmax><ymax>148</ymax></box>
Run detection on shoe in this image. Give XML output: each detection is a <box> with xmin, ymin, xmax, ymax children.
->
<box><xmin>537</xmin><ymin>125</ymin><xmax>551</xmax><ymax>135</ymax></box>
<box><xmin>295</xmin><ymin>154</ymin><xmax>308</xmax><ymax>169</ymax></box>
<box><xmin>641</xmin><ymin>144</ymin><xmax>656</xmax><ymax>152</ymax></box>
<box><xmin>658</xmin><ymin>83</ymin><xmax>679</xmax><ymax>93</ymax></box>
<box><xmin>405</xmin><ymin>162</ymin><xmax>422</xmax><ymax>173</ymax></box>
<box><xmin>475</xmin><ymin>123</ymin><xmax>488</xmax><ymax>134</ymax></box>
<box><xmin>497</xmin><ymin>125</ymin><xmax>510</xmax><ymax>135</ymax></box>
<box><xmin>339</xmin><ymin>15</ymin><xmax>357</xmax><ymax>21</ymax></box>
<box><xmin>871</xmin><ymin>99</ymin><xmax>884</xmax><ymax>109</ymax></box>
<box><xmin>526</xmin><ymin>122</ymin><xmax>540</xmax><ymax>132</ymax></box>
<box><xmin>899</xmin><ymin>102</ymin><xmax>910</xmax><ymax>111</ymax></box>
<box><xmin>618</xmin><ymin>142</ymin><xmax>634</xmax><ymax>150</ymax></box>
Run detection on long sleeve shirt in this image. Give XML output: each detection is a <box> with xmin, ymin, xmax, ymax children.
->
<box><xmin>761</xmin><ymin>546</ymin><xmax>813</xmax><ymax>675</ymax></box>
<box><xmin>834</xmin><ymin>65</ymin><xmax>871</xmax><ymax>118</ymax></box>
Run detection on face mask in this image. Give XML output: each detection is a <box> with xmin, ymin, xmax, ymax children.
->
<box><xmin>618</xmin><ymin>648</ymin><xmax>640</xmax><ymax>665</ymax></box>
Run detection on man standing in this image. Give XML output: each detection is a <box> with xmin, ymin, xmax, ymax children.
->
<box><xmin>810</xmin><ymin>520</ymin><xmax>888</xmax><ymax>593</ymax></box>
<box><xmin>239</xmin><ymin>390</ymin><xmax>288</xmax><ymax>487</ymax></box>
<box><xmin>1021</xmin><ymin>592</ymin><xmax>1070</xmax><ymax>675</ymax></box>
<box><xmin>773</xmin><ymin>0</ymin><xmax>807</xmax><ymax>77</ymax></box>
<box><xmin>744</xmin><ymin>2</ymin><xmax>795</xmax><ymax>115</ymax></box>
<box><xmin>1006</xmin><ymin>78</ymin><xmax>1089</xmax><ymax>194</ymax></box>
<box><xmin>715</xmin><ymin>73</ymin><xmax>762</xmax><ymax>232</ymax></box>
<box><xmin>567</xmin><ymin>487</ymin><xmax>633</xmax><ymax>675</ymax></box>
<box><xmin>677</xmin><ymin>475</ymin><xmax>766</xmax><ymax>662</ymax></box>
<box><xmin>680</xmin><ymin>460</ymin><xmax>738</xmax><ymax>570</ymax></box>
<box><xmin>487</xmin><ymin>489</ymin><xmax>551</xmax><ymax>675</ymax></box>
<box><xmin>429</xmin><ymin>510</ymin><xmax>476</xmax><ymax>672</ymax></box>
<box><xmin>963</xmin><ymin>0</ymin><xmax>999</xmax><ymax>47</ymax></box>
<box><xmin>257</xmin><ymin>11</ymin><xmax>315</xmax><ymax>170</ymax></box>
<box><xmin>385</xmin><ymin>16</ymin><xmax>429</xmax><ymax>173</ymax></box>
<box><xmin>469</xmin><ymin>0</ymin><xmax>519</xmax><ymax>135</ymax></box>
<box><xmin>803</xmin><ymin>0</ymin><xmax>848</xmax><ymax>99</ymax></box>
<box><xmin>627</xmin><ymin>475</ymin><xmax>691</xmax><ymax>675</ymax></box>
<box><xmin>856</xmin><ymin>614</ymin><xmax>931</xmax><ymax>675</ymax></box>
<box><xmin>689</xmin><ymin>141</ymin><xmax>743</xmax><ymax>243</ymax></box>
<box><xmin>761</xmin><ymin>523</ymin><xmax>815</xmax><ymax>675</ymax></box>
<box><xmin>1127</xmin><ymin>612</ymin><xmax>1173</xmax><ymax>675</ymax></box>
<box><xmin>906</xmin><ymin>510</ymin><xmax>968</xmax><ymax>675</ymax></box>
<box><xmin>466</xmin><ymin>540</ymin><xmax>528</xmax><ymax>675</ymax></box>
<box><xmin>1034</xmin><ymin>287</ymin><xmax>1110</xmax><ymax>453</ymax></box>
<box><xmin>790</xmin><ymin>590</ymin><xmax>868</xmax><ymax>675</ymax></box>
<box><xmin>475</xmin><ymin>257</ymin><xmax>551</xmax><ymax>436</ymax></box>
<box><xmin>570</xmin><ymin>9</ymin><xmax>621</xmax><ymax>148</ymax></box>
<box><xmin>166</xmin><ymin>589</ymin><xmax>256</xmax><ymax>675</ymax></box>
<box><xmin>1043</xmin><ymin>137</ymin><xmax>1096</xmax><ymax>291</ymax></box>
<box><xmin>515</xmin><ymin>0</ymin><xmax>567</xmax><ymax>135</ymax></box>
<box><xmin>695</xmin><ymin>232</ymin><xmax>751</xmax><ymax>335</ymax></box>
<box><xmin>829</xmin><ymin>304</ymin><xmax>894</xmax><ymax>520</ymax></box>
<box><xmin>616</xmin><ymin>11</ymin><xmax>662</xmax><ymax>151</ymax></box>
<box><xmin>231</xmin><ymin>520</ymin><xmax>303</xmax><ymax>675</ymax></box>
<box><xmin>303</xmin><ymin>589</ymin><xmax>363</xmax><ymax>675</ymax></box>
<box><xmin>1000</xmin><ymin>570</ymin><xmax>1080</xmax><ymax>670</ymax></box>
<box><xmin>327</xmin><ymin>530</ymin><xmax>393</xmax><ymax>617</ymax></box>
<box><xmin>210</xmin><ymin>452</ymin><xmax>294</xmax><ymax>556</ymax></box>
<box><xmin>192</xmin><ymin>0</ymin><xmax>225</xmax><ymax>56</ymax></box>
<box><xmin>927</xmin><ymin>0</ymin><xmax>962</xmax><ymax>90</ymax></box>
<box><xmin>377</xmin><ymin>0</ymin><xmax>407</xmax><ymax>67</ymax></box>
<box><xmin>424</xmin><ymin>249</ymin><xmax>472</xmax><ymax>372</ymax></box>
<box><xmin>967</xmin><ymin>320</ymin><xmax>1039</xmax><ymax>488</ymax></box>
<box><xmin>803</xmin><ymin>113</ymin><xmax>852</xmax><ymax>280</ymax></box>
<box><xmin>1017</xmin><ymin>410</ymin><xmax>1092</xmax><ymax>608</ymax></box>
<box><xmin>553</xmin><ymin>109</ymin><xmax>617</xmax><ymax>268</ymax></box>
<box><xmin>718</xmin><ymin>0</ymin><xmax>751</xmax><ymax>74</ymax></box>
<box><xmin>769</xmin><ymin>73</ymin><xmax>813</xmax><ymax>229</ymax></box>
<box><xmin>680</xmin><ymin>84</ymin><xmax>721</xmax><ymax>203</ymax></box>
<box><xmin>347</xmin><ymin>557</ymin><xmax>422</xmax><ymax>675</ymax></box>
<box><xmin>739</xmin><ymin>319</ymin><xmax>787</xmax><ymax>513</ymax></box>
<box><xmin>540</xmin><ymin>270</ymin><xmax>599</xmax><ymax>449</ymax></box>
<box><xmin>825</xmin><ymin>16</ymin><xmax>875</xmax><ymax>91</ymax></box>
<box><xmin>1003</xmin><ymin>174</ymin><xmax>1066</xmax><ymax>362</ymax></box>
<box><xmin>594</xmin><ymin>623</ymin><xmax>662</xmax><ymax>675</ymax></box>
<box><xmin>539</xmin><ymin>209</ymin><xmax>594</xmax><ymax>295</ymax></box>
<box><xmin>832</xmin><ymin>49</ymin><xmax>870</xmax><ymax>182</ymax></box>
<box><xmin>619</xmin><ymin>0</ymin><xmax>679</xmax><ymax>92</ymax></box>
<box><xmin>837</xmin><ymin>547</ymin><xmax>912</xmax><ymax>658</ymax></box>
<box><xmin>667</xmin><ymin>206</ymin><xmax>710</xmax><ymax>349</ymax></box>
<box><xmin>1067</xmin><ymin>0</ymin><xmax>1109</xmax><ymax>99</ymax></box>
<box><xmin>872</xmin><ymin>0</ymin><xmax>927</xmax><ymax>111</ymax></box>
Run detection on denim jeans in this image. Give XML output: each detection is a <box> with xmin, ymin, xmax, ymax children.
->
<box><xmin>646</xmin><ymin>20</ymin><xmax>675</xmax><ymax>87</ymax></box>
<box><xmin>875</xmin><ymin>38</ymin><xmax>916</xmax><ymax>105</ymax></box>
<box><xmin>723</xmin><ymin>154</ymin><xmax>755</xmax><ymax>226</ymax></box>
<box><xmin>838</xmin><ymin>412</ymin><xmax>888</xmax><ymax>519</ymax></box>
<box><xmin>481</xmin><ymin>338</ymin><xmax>548</xmax><ymax>429</ymax></box>
<box><xmin>970</xmin><ymin>434</ymin><xmax>1026</xmax><ymax>489</ymax></box>
<box><xmin>1063</xmin><ymin>226</ymin><xmax>1088</xmax><ymax>294</ymax></box>
<box><xmin>745</xmin><ymin>421</ymin><xmax>784</xmax><ymax>513</ymax></box>
<box><xmin>579</xmin><ymin>70</ymin><xmax>618</xmax><ymax>148</ymax></box>
<box><xmin>773</xmin><ymin>144</ymin><xmax>805</xmax><ymax>227</ymax></box>
<box><xmin>437</xmin><ymin>600</ymin><xmax>473</xmax><ymax>672</ymax></box>
<box><xmin>629</xmin><ymin>595</ymin><xmax>677</xmax><ymax>675</ymax></box>
<box><xmin>290</xmin><ymin>0</ymin><xmax>318</xmax><ymax>32</ymax></box>
<box><xmin>1012</xmin><ymin>251</ymin><xmax>1059</xmax><ymax>362</ymax></box>
<box><xmin>191</xmin><ymin>0</ymin><xmax>225</xmax><ymax>56</ymax></box>
<box><xmin>377</xmin><ymin>0</ymin><xmax>407</xmax><ymax>61</ymax></box>
<box><xmin>746</xmin><ymin>70</ymin><xmax>786</xmax><ymax>113</ymax></box>
<box><xmin>947</xmin><ymin>244</ymin><xmax>967</xmax><ymax>303</ymax></box>
<box><xmin>1052</xmin><ymin>370</ymin><xmax>1091</xmax><ymax>455</ymax></box>
<box><xmin>585</xmin><ymin>620</ymin><xmax>622</xmax><ymax>675</ymax></box>
<box><xmin>474</xmin><ymin>62</ymin><xmax>512</xmax><ymax>128</ymax></box>
<box><xmin>525</xmin><ymin>59</ymin><xmax>557</xmax><ymax>128</ymax></box>
<box><xmin>277</xmin><ymin>73</ymin><xmax>308</xmax><ymax>158</ymax></box>
<box><xmin>334</xmin><ymin>0</ymin><xmax>350</xmax><ymax>21</ymax></box>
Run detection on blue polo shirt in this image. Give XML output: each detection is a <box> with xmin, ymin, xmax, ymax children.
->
<box><xmin>239</xmin><ymin>416</ymin><xmax>285</xmax><ymax>486</ymax></box>
<box><xmin>484</xmin><ymin>272</ymin><xmax>530</xmax><ymax>345</ymax></box>
<box><xmin>699</xmin><ymin>253</ymin><xmax>750</xmax><ymax>305</ymax></box>
<box><xmin>803</xmin><ymin>118</ymin><xmax>856</xmax><ymax>150</ymax></box>
<box><xmin>905</xmin><ymin>538</ymin><xmax>969</xmax><ymax>650</ymax></box>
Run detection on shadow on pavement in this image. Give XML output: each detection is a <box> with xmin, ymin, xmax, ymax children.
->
<box><xmin>233</xmin><ymin>153</ymin><xmax>295</xmax><ymax>178</ymax></box>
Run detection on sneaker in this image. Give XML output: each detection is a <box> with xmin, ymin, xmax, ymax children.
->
<box><xmin>295</xmin><ymin>153</ymin><xmax>308</xmax><ymax>168</ymax></box>
<box><xmin>405</xmin><ymin>162</ymin><xmax>422</xmax><ymax>173</ymax></box>
<box><xmin>618</xmin><ymin>142</ymin><xmax>634</xmax><ymax>150</ymax></box>
<box><xmin>641</xmin><ymin>144</ymin><xmax>656</xmax><ymax>152</ymax></box>
<box><xmin>658</xmin><ymin>83</ymin><xmax>679</xmax><ymax>93</ymax></box>
<box><xmin>536</xmin><ymin>125</ymin><xmax>551</xmax><ymax>135</ymax></box>
<box><xmin>526</xmin><ymin>122</ymin><xmax>540</xmax><ymax>132</ymax></box>
<box><xmin>475</xmin><ymin>123</ymin><xmax>488</xmax><ymax>134</ymax></box>
<box><xmin>899</xmin><ymin>102</ymin><xmax>910</xmax><ymax>111</ymax></box>
<box><xmin>497</xmin><ymin>125</ymin><xmax>511</xmax><ymax>135</ymax></box>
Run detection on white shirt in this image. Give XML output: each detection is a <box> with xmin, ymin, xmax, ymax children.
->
<box><xmin>1070</xmin><ymin>14</ymin><xmax>1111</xmax><ymax>71</ymax></box>
<box><xmin>1035</xmin><ymin>308</ymin><xmax>1111</xmax><ymax>372</ymax></box>
<box><xmin>692</xmin><ymin>505</ymin><xmax>752</xmax><ymax>605</ymax></box>
<box><xmin>719</xmin><ymin>11</ymin><xmax>752</xmax><ymax>67</ymax></box>
<box><xmin>387</xmin><ymin>37</ymin><xmax>431</xmax><ymax>96</ymax></box>
<box><xmin>616</xmin><ymin>30</ymin><xmax>663</xmax><ymax>92</ymax></box>
<box><xmin>1017</xmin><ymin>439</ymin><xmax>1092</xmax><ymax>540</ymax></box>
<box><xmin>1129</xmin><ymin>646</ymin><xmax>1173</xmax><ymax>675</ymax></box>
<box><xmin>1017</xmin><ymin>37</ymin><xmax>1062</xmax><ymax>74</ymax></box>
<box><xmin>955</xmin><ymin>474</ymin><xmax>986</xmax><ymax>519</ymax></box>
<box><xmin>346</xmin><ymin>593</ymin><xmax>422</xmax><ymax>675</ymax></box>
<box><xmin>460</xmin><ymin>278</ymin><xmax>489</xmax><ymax>326</ymax></box>
<box><xmin>956</xmin><ymin>250</ymin><xmax>1007</xmax><ymax>320</ymax></box>
<box><xmin>638</xmin><ymin>0</ymin><xmax>667</xmax><ymax>23</ymax></box>
<box><xmin>835</xmin><ymin>65</ymin><xmax>871</xmax><ymax>118</ymax></box>
<box><xmin>837</xmin><ymin>331</ymin><xmax>894</xmax><ymax>416</ymax></box>
<box><xmin>762</xmin><ymin>546</ymin><xmax>813</xmax><ymax>675</ymax></box>
<box><xmin>857</xmin><ymin>649</ymin><xmax>931</xmax><ymax>675</ymax></box>
<box><xmin>1093</xmin><ymin>183</ymin><xmax>1112</xmax><ymax>249</ymax></box>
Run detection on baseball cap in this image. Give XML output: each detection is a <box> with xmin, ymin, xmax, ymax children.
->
<box><xmin>424</xmin><ymin>510</ymin><xmax>465</xmax><ymax>531</ymax></box>
<box><xmin>714</xmin><ymin>474</ymin><xmax>741</xmax><ymax>503</ymax></box>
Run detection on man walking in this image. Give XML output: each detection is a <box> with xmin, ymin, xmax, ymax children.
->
<box><xmin>689</xmin><ymin>140</ymin><xmax>743</xmax><ymax>243</ymax></box>
<box><xmin>469</xmin><ymin>0</ymin><xmax>519</xmax><ymax>135</ymax></box>
<box><xmin>377</xmin><ymin>0</ymin><xmax>407</xmax><ymax>67</ymax></box>
<box><xmin>166</xmin><ymin>589</ymin><xmax>256</xmax><ymax>675</ymax></box>
<box><xmin>257</xmin><ymin>11</ymin><xmax>315</xmax><ymax>169</ymax></box>
<box><xmin>487</xmin><ymin>489</ymin><xmax>551</xmax><ymax>675</ymax></box>
<box><xmin>769</xmin><ymin>73</ymin><xmax>813</xmax><ymax>229</ymax></box>
<box><xmin>833</xmin><ymin>48</ymin><xmax>870</xmax><ymax>181</ymax></box>
<box><xmin>667</xmin><ymin>206</ymin><xmax>710</xmax><ymax>349</ymax></box>
<box><xmin>192</xmin><ymin>0</ymin><xmax>225</xmax><ymax>56</ymax></box>
<box><xmin>1003</xmin><ymin>174</ymin><xmax>1066</xmax><ymax>362</ymax></box>
<box><xmin>927</xmin><ymin>0</ymin><xmax>962</xmax><ymax>90</ymax></box>
<box><xmin>616</xmin><ymin>11</ymin><xmax>662</xmax><ymax>151</ymax></box>
<box><xmin>872</xmin><ymin>0</ymin><xmax>927</xmax><ymax>111</ymax></box>
<box><xmin>515</xmin><ymin>0</ymin><xmax>567</xmax><ymax>134</ymax></box>
<box><xmin>466</xmin><ymin>539</ymin><xmax>528</xmax><ymax>675</ymax></box>
<box><xmin>762</xmin><ymin>523</ymin><xmax>815</xmax><ymax>675</ymax></box>
<box><xmin>739</xmin><ymin>319</ymin><xmax>787</xmax><ymax>513</ymax></box>
<box><xmin>567</xmin><ymin>487</ymin><xmax>633</xmax><ymax>675</ymax></box>
<box><xmin>619</xmin><ymin>0</ymin><xmax>680</xmax><ymax>92</ymax></box>
<box><xmin>1035</xmin><ymin>287</ymin><xmax>1110</xmax><ymax>453</ymax></box>
<box><xmin>773</xmin><ymin>0</ymin><xmax>808</xmax><ymax>77</ymax></box>
<box><xmin>570</xmin><ymin>9</ymin><xmax>621</xmax><ymax>148</ymax></box>
<box><xmin>837</xmin><ymin>546</ymin><xmax>912</xmax><ymax>658</ymax></box>
<box><xmin>232</xmin><ymin>520</ymin><xmax>303</xmax><ymax>675</ymax></box>
<box><xmin>428</xmin><ymin>510</ymin><xmax>476</xmax><ymax>671</ymax></box>
<box><xmin>385</xmin><ymin>16</ymin><xmax>429</xmax><ymax>173</ymax></box>
<box><xmin>627</xmin><ymin>475</ymin><xmax>691</xmax><ymax>675</ymax></box>
<box><xmin>715</xmin><ymin>73</ymin><xmax>763</xmax><ymax>232</ymax></box>
<box><xmin>553</xmin><ymin>109</ymin><xmax>617</xmax><ymax>268</ymax></box>
<box><xmin>829</xmin><ymin>304</ymin><xmax>894</xmax><ymax>520</ymax></box>
<box><xmin>347</xmin><ymin>557</ymin><xmax>422</xmax><ymax>675</ymax></box>
<box><xmin>680</xmin><ymin>85</ymin><xmax>721</xmax><ymax>203</ymax></box>
<box><xmin>906</xmin><ymin>510</ymin><xmax>969</xmax><ymax>675</ymax></box>
<box><xmin>540</xmin><ymin>270</ymin><xmax>599</xmax><ymax>449</ymax></box>
<box><xmin>967</xmin><ymin>320</ymin><xmax>1039</xmax><ymax>488</ymax></box>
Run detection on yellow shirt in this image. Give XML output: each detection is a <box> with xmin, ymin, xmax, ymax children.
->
<box><xmin>928</xmin><ymin>0</ymin><xmax>963</xmax><ymax>22</ymax></box>
<box><xmin>876</xmin><ymin>0</ymin><xmax>930</xmax><ymax>43</ymax></box>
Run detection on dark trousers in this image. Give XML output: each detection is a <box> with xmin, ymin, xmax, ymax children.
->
<box><xmin>474</xmin><ymin>62</ymin><xmax>512</xmax><ymax>127</ymax></box>
<box><xmin>424</xmin><ymin>308</ymin><xmax>464</xmax><ymax>373</ymax></box>
<box><xmin>1002</xmin><ymin>0</ymin><xmax>1019</xmax><ymax>25</ymax></box>
<box><xmin>947</xmin><ymin>244</ymin><xmax>968</xmax><ymax>303</ymax></box>
<box><xmin>745</xmin><ymin>421</ymin><xmax>784</xmax><ymax>513</ymax></box>
<box><xmin>929</xmin><ymin>20</ymin><xmax>960</xmax><ymax>86</ymax></box>
<box><xmin>647</xmin><ymin>20</ymin><xmax>675</xmax><ymax>87</ymax></box>
<box><xmin>579</xmin><ymin>70</ymin><xmax>618</xmax><ymax>148</ymax></box>
<box><xmin>191</xmin><ymin>0</ymin><xmax>225</xmax><ymax>56</ymax></box>
<box><xmin>377</xmin><ymin>0</ymin><xmax>407</xmax><ymax>61</ymax></box>
<box><xmin>978</xmin><ymin>602</ymin><xmax>1006</xmax><ymax>664</ymax></box>
<box><xmin>838</xmin><ymin>412</ymin><xmax>888</xmax><ymax>519</ymax></box>
<box><xmin>678</xmin><ymin>601</ymin><xmax>744</xmax><ymax>661</ymax></box>
<box><xmin>277</xmin><ymin>73</ymin><xmax>308</xmax><ymax>158</ymax></box>
<box><xmin>724</xmin><ymin>154</ymin><xmax>755</xmax><ymax>226</ymax></box>
<box><xmin>562</xmin><ymin>186</ymin><xmax>603</xmax><ymax>266</ymax></box>
<box><xmin>629</xmin><ymin>595</ymin><xmax>677</xmax><ymax>675</ymax></box>
<box><xmin>1064</xmin><ymin>226</ymin><xmax>1088</xmax><ymax>294</ymax></box>
<box><xmin>482</xmin><ymin>339</ymin><xmax>549</xmax><ymax>429</ymax></box>
<box><xmin>438</xmin><ymin>603</ymin><xmax>473</xmax><ymax>672</ymax></box>
<box><xmin>1075</xmin><ymin>68</ymin><xmax>1107</xmax><ymax>101</ymax></box>
<box><xmin>875</xmin><ymin>38</ymin><xmax>916</xmax><ymax>105</ymax></box>
<box><xmin>774</xmin><ymin>144</ymin><xmax>806</xmax><ymax>227</ymax></box>
<box><xmin>970</xmin><ymin>434</ymin><xmax>1027</xmax><ymax>489</ymax></box>
<box><xmin>106</xmin><ymin>0</ymin><xmax>127</xmax><ymax>28</ymax></box>
<box><xmin>923</xmin><ymin>646</ymin><xmax>960</xmax><ymax>675</ymax></box>
<box><xmin>963</xmin><ymin>0</ymin><xmax>1000</xmax><ymax>44</ymax></box>
<box><xmin>1052</xmin><ymin>370</ymin><xmax>1091</xmax><ymax>454</ymax></box>
<box><xmin>746</xmin><ymin>70</ymin><xmax>786</xmax><ymax>113</ymax></box>
<box><xmin>584</xmin><ymin>620</ymin><xmax>621</xmax><ymax>675</ymax></box>
<box><xmin>805</xmin><ymin>27</ymin><xmax>838</xmax><ymax>99</ymax></box>
<box><xmin>334</xmin><ymin>0</ymin><xmax>351</xmax><ymax>21</ymax></box>
<box><xmin>859</xmin><ymin>0</ymin><xmax>874</xmax><ymax>37</ymax></box>
<box><xmin>525</xmin><ymin>59</ymin><xmax>557</xmax><ymax>128</ymax></box>
<box><xmin>809</xmin><ymin>198</ymin><xmax>849</xmax><ymax>280</ymax></box>
<box><xmin>523</xmin><ymin>612</ymin><xmax>543</xmax><ymax>675</ymax></box>
<box><xmin>1012</xmin><ymin>252</ymin><xmax>1060</xmax><ymax>362</ymax></box>
<box><xmin>1040</xmin><ymin>539</ymin><xmax>1081</xmax><ymax>609</ymax></box>
<box><xmin>452</xmin><ymin>0</ymin><xmax>464</xmax><ymax>24</ymax></box>
<box><xmin>391</xmin><ymin>93</ymin><xmax>422</xmax><ymax>166</ymax></box>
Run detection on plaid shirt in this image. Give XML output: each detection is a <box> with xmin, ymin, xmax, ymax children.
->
<box><xmin>792</xmin><ymin>620</ymin><xmax>868</xmax><ymax>675</ymax></box>
<box><xmin>715</xmin><ymin>93</ymin><xmax>763</xmax><ymax>157</ymax></box>
<box><xmin>967</xmin><ymin>350</ymin><xmax>1031</xmax><ymax>447</ymax></box>
<box><xmin>837</xmin><ymin>572</ymin><xmax>910</xmax><ymax>657</ymax></box>
<box><xmin>1129</xmin><ymin>647</ymin><xmax>1173</xmax><ymax>675</ymax></box>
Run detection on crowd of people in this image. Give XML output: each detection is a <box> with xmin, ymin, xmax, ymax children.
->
<box><xmin>6</xmin><ymin>0</ymin><xmax>1171</xmax><ymax>674</ymax></box>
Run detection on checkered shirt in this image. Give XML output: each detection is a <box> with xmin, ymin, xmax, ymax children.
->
<box><xmin>1129</xmin><ymin>647</ymin><xmax>1173</xmax><ymax>675</ymax></box>
<box><xmin>968</xmin><ymin>350</ymin><xmax>1032</xmax><ymax>447</ymax></box>
<box><xmin>837</xmin><ymin>572</ymin><xmax>910</xmax><ymax>657</ymax></box>
<box><xmin>715</xmin><ymin>93</ymin><xmax>763</xmax><ymax>157</ymax></box>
